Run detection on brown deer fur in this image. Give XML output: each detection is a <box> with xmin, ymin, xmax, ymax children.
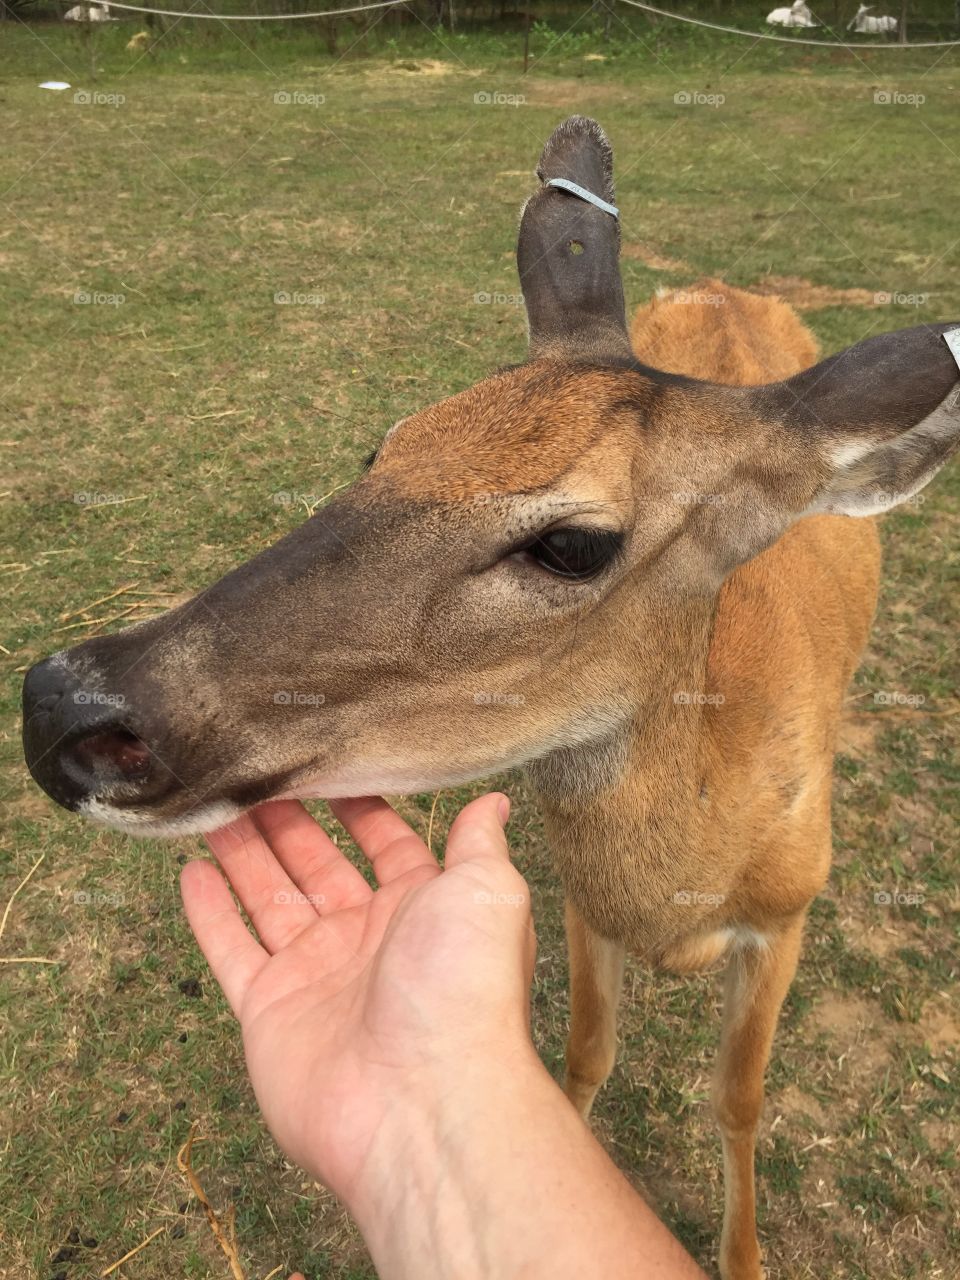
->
<box><xmin>630</xmin><ymin>277</ymin><xmax>820</xmax><ymax>382</ymax></box>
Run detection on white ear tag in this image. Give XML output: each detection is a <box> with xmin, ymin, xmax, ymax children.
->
<box><xmin>943</xmin><ymin>329</ymin><xmax>960</xmax><ymax>407</ymax></box>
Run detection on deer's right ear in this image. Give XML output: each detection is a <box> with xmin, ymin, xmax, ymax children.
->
<box><xmin>518</xmin><ymin>116</ymin><xmax>632</xmax><ymax>362</ymax></box>
<box><xmin>754</xmin><ymin>324</ymin><xmax>960</xmax><ymax>517</ymax></box>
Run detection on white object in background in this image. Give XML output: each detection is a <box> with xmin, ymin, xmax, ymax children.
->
<box><xmin>848</xmin><ymin>4</ymin><xmax>897</xmax><ymax>32</ymax></box>
<box><xmin>64</xmin><ymin>3</ymin><xmax>113</xmax><ymax>19</ymax></box>
<box><xmin>766</xmin><ymin>0</ymin><xmax>819</xmax><ymax>27</ymax></box>
<box><xmin>39</xmin><ymin>81</ymin><xmax>72</xmax><ymax>90</ymax></box>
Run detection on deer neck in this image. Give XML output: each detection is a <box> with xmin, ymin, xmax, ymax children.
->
<box><xmin>526</xmin><ymin>594</ymin><xmax>719</xmax><ymax>948</ymax></box>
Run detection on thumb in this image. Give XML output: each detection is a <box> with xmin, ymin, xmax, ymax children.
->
<box><xmin>444</xmin><ymin>791</ymin><xmax>511</xmax><ymax>870</ymax></box>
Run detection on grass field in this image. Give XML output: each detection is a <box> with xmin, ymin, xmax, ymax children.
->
<box><xmin>2</xmin><ymin>12</ymin><xmax>959</xmax><ymax>1280</ymax></box>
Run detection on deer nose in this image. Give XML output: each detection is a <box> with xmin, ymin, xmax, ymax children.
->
<box><xmin>22</xmin><ymin>657</ymin><xmax>152</xmax><ymax>812</ymax></box>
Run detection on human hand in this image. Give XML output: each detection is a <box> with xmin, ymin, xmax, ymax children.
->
<box><xmin>180</xmin><ymin>792</ymin><xmax>535</xmax><ymax>1204</ymax></box>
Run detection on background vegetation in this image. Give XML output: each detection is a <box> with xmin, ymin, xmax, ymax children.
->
<box><xmin>1</xmin><ymin>9</ymin><xmax>958</xmax><ymax>1279</ymax></box>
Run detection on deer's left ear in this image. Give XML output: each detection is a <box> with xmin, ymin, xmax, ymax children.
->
<box><xmin>518</xmin><ymin>116</ymin><xmax>632</xmax><ymax>362</ymax></box>
<box><xmin>754</xmin><ymin>324</ymin><xmax>960</xmax><ymax>516</ymax></box>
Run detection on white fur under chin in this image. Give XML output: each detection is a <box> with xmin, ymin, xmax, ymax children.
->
<box><xmin>82</xmin><ymin>796</ymin><xmax>245</xmax><ymax>838</ymax></box>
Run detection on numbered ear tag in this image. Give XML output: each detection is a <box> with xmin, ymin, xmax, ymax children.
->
<box><xmin>545</xmin><ymin>178</ymin><xmax>619</xmax><ymax>220</ymax></box>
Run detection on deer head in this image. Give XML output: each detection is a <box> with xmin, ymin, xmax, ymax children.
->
<box><xmin>22</xmin><ymin>116</ymin><xmax>960</xmax><ymax>836</ymax></box>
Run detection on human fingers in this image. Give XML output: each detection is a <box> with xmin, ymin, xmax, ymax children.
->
<box><xmin>204</xmin><ymin>811</ymin><xmax>320</xmax><ymax>952</ymax></box>
<box><xmin>180</xmin><ymin>859</ymin><xmax>269</xmax><ymax>1017</ymax></box>
<box><xmin>329</xmin><ymin>796</ymin><xmax>438</xmax><ymax>886</ymax></box>
<box><xmin>251</xmin><ymin>800</ymin><xmax>372</xmax><ymax>914</ymax></box>
<box><xmin>443</xmin><ymin>792</ymin><xmax>511</xmax><ymax>870</ymax></box>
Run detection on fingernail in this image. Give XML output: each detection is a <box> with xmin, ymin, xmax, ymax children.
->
<box><xmin>496</xmin><ymin>795</ymin><xmax>510</xmax><ymax>825</ymax></box>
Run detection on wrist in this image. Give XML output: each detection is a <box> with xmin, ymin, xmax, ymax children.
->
<box><xmin>343</xmin><ymin>1040</ymin><xmax>551</xmax><ymax>1277</ymax></box>
<box><xmin>328</xmin><ymin>1039</ymin><xmax>704</xmax><ymax>1280</ymax></box>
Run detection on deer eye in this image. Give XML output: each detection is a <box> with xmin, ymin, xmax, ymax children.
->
<box><xmin>518</xmin><ymin>527</ymin><xmax>623</xmax><ymax>580</ymax></box>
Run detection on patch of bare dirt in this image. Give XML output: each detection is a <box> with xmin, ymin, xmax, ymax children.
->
<box><xmin>814</xmin><ymin>991</ymin><xmax>872</xmax><ymax>1035</ymax></box>
<box><xmin>919</xmin><ymin>1117</ymin><xmax>959</xmax><ymax>1149</ymax></box>
<box><xmin>811</xmin><ymin>992</ymin><xmax>893</xmax><ymax>1074</ymax></box>
<box><xmin>362</xmin><ymin>58</ymin><xmax>474</xmax><ymax>79</ymax></box>
<box><xmin>842</xmin><ymin>913</ymin><xmax>906</xmax><ymax>960</ymax></box>
<box><xmin>622</xmin><ymin>242</ymin><xmax>692</xmax><ymax>273</ymax></box>
<box><xmin>773</xmin><ymin>1082</ymin><xmax>829</xmax><ymax>1127</ymax></box>
<box><xmin>918</xmin><ymin>1002</ymin><xmax>960</xmax><ymax>1054</ymax></box>
<box><xmin>836</xmin><ymin>710</ymin><xmax>881</xmax><ymax>761</ymax></box>
<box><xmin>749</xmin><ymin>275</ymin><xmax>880</xmax><ymax>311</ymax></box>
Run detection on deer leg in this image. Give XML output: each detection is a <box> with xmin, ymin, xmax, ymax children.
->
<box><xmin>713</xmin><ymin>915</ymin><xmax>805</xmax><ymax>1280</ymax></box>
<box><xmin>563</xmin><ymin>898</ymin><xmax>626</xmax><ymax>1119</ymax></box>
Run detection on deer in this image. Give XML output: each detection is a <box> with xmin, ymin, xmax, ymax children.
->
<box><xmin>848</xmin><ymin>3</ymin><xmax>898</xmax><ymax>32</ymax></box>
<box><xmin>21</xmin><ymin>117</ymin><xmax>960</xmax><ymax>1279</ymax></box>
<box><xmin>765</xmin><ymin>0</ymin><xmax>818</xmax><ymax>28</ymax></box>
<box><xmin>64</xmin><ymin>2</ymin><xmax>113</xmax><ymax>20</ymax></box>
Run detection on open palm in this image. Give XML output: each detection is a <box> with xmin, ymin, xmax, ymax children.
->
<box><xmin>180</xmin><ymin>792</ymin><xmax>533</xmax><ymax>1202</ymax></box>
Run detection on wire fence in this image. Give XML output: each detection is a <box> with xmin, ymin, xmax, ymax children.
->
<box><xmin>19</xmin><ymin>0</ymin><xmax>960</xmax><ymax>49</ymax></box>
<box><xmin>618</xmin><ymin>0</ymin><xmax>960</xmax><ymax>47</ymax></box>
<box><xmin>58</xmin><ymin>0</ymin><xmax>405</xmax><ymax>19</ymax></box>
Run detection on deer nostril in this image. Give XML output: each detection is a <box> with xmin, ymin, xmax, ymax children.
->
<box><xmin>70</xmin><ymin>727</ymin><xmax>152</xmax><ymax>782</ymax></box>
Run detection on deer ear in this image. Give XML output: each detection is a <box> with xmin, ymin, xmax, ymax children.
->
<box><xmin>755</xmin><ymin>324</ymin><xmax>960</xmax><ymax>516</ymax></box>
<box><xmin>518</xmin><ymin>116</ymin><xmax>632</xmax><ymax>362</ymax></box>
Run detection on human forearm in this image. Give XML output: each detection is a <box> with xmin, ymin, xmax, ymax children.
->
<box><xmin>345</xmin><ymin>1046</ymin><xmax>706</xmax><ymax>1280</ymax></box>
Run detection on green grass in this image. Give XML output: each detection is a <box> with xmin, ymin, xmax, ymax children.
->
<box><xmin>2</xmin><ymin>15</ymin><xmax>959</xmax><ymax>1280</ymax></box>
